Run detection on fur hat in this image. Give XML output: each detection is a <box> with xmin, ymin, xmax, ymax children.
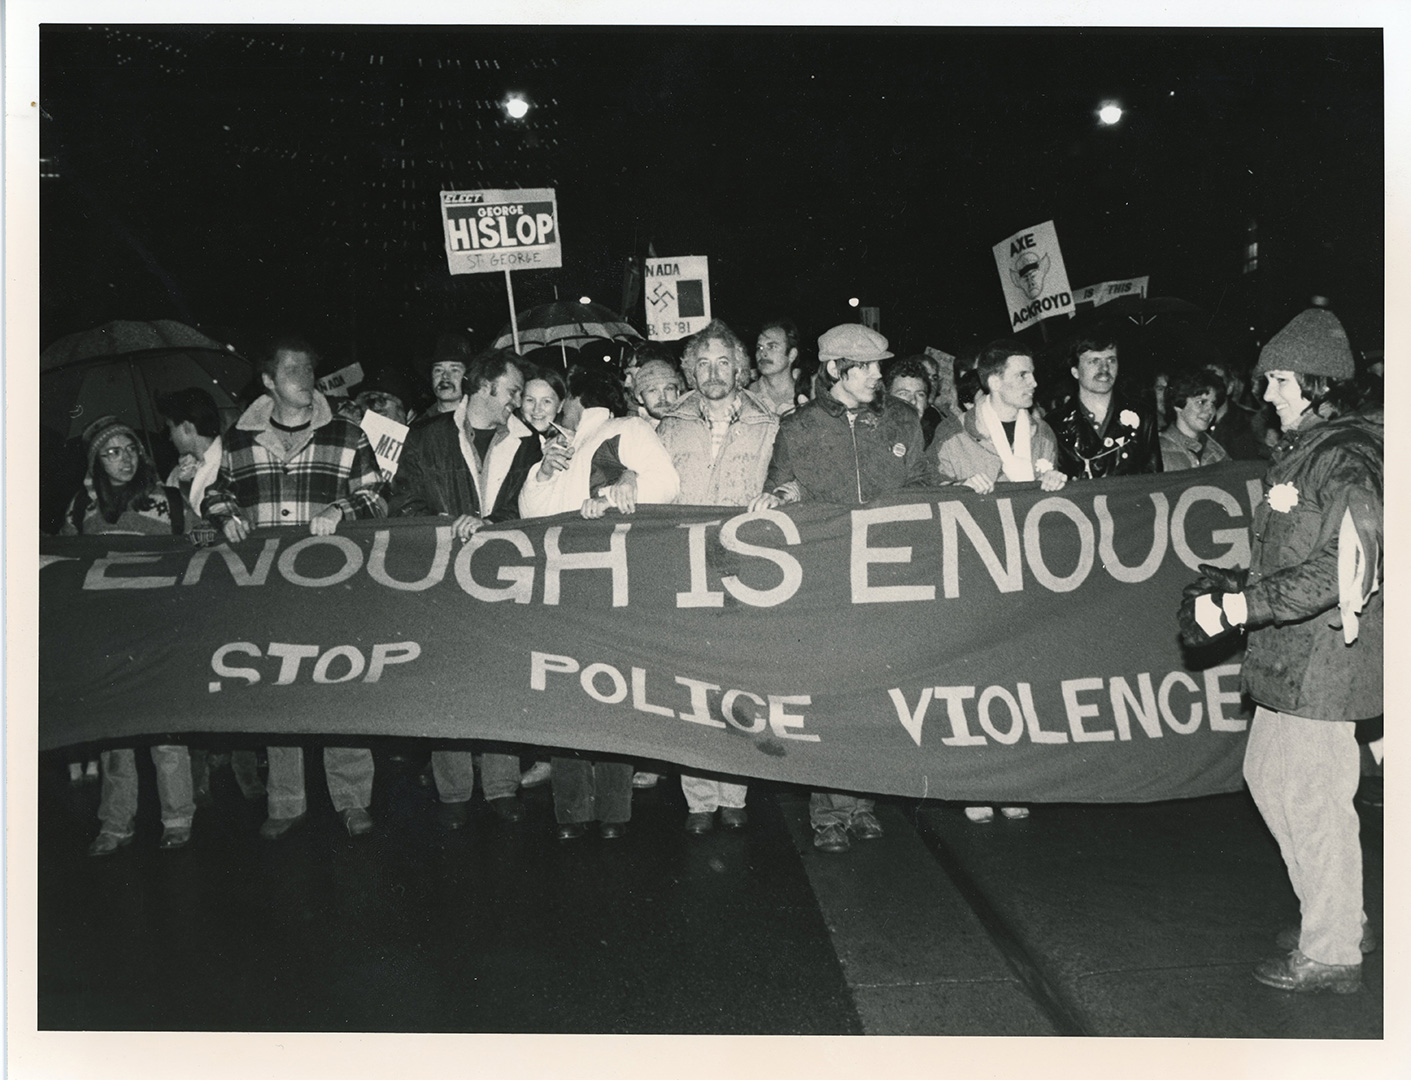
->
<box><xmin>818</xmin><ymin>323</ymin><xmax>892</xmax><ymax>365</ymax></box>
<box><xmin>82</xmin><ymin>414</ymin><xmax>142</xmax><ymax>473</ymax></box>
<box><xmin>421</xmin><ymin>332</ymin><xmax>475</xmax><ymax>374</ymax></box>
<box><xmin>1254</xmin><ymin>308</ymin><xmax>1355</xmax><ymax>381</ymax></box>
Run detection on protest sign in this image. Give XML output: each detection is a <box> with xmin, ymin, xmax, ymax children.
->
<box><xmin>317</xmin><ymin>362</ymin><xmax>364</xmax><ymax>398</ymax></box>
<box><xmin>40</xmin><ymin>463</ymin><xmax>1272</xmax><ymax>805</ymax></box>
<box><xmin>993</xmin><ymin>220</ymin><xmax>1074</xmax><ymax>329</ymax></box>
<box><xmin>645</xmin><ymin>256</ymin><xmax>711</xmax><ymax>340</ymax></box>
<box><xmin>1074</xmin><ymin>276</ymin><xmax>1151</xmax><ymax>308</ymax></box>
<box><xmin>924</xmin><ymin>347</ymin><xmax>958</xmax><ymax>413</ymax></box>
<box><xmin>359</xmin><ymin>409</ymin><xmax>409</xmax><ymax>480</ymax></box>
<box><xmin>441</xmin><ymin>188</ymin><xmax>562</xmax><ymax>275</ymax></box>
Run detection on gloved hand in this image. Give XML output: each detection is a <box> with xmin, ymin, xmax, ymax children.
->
<box><xmin>1195</xmin><ymin>563</ymin><xmax>1249</xmax><ymax>595</ymax></box>
<box><xmin>1178</xmin><ymin>564</ymin><xmax>1249</xmax><ymax>646</ymax></box>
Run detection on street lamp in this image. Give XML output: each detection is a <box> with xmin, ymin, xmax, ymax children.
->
<box><xmin>1097</xmin><ymin>101</ymin><xmax>1124</xmax><ymax>126</ymax></box>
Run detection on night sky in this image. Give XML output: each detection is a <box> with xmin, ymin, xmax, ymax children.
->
<box><xmin>39</xmin><ymin>25</ymin><xmax>1383</xmax><ymax>372</ymax></box>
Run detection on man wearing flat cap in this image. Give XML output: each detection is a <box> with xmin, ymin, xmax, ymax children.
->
<box><xmin>756</xmin><ymin>323</ymin><xmax>935</xmax><ymax>854</ymax></box>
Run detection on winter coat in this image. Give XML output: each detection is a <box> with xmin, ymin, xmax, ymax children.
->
<box><xmin>391</xmin><ymin>406</ymin><xmax>543</xmax><ymax>523</ymax></box>
<box><xmin>518</xmin><ymin>407</ymin><xmax>679</xmax><ymax>519</ymax></box>
<box><xmin>203</xmin><ymin>392</ymin><xmax>386</xmax><ymax>528</ymax></box>
<box><xmin>766</xmin><ymin>392</ymin><xmax>934</xmax><ymax>504</ymax></box>
<box><xmin>1049</xmin><ymin>389</ymin><xmax>1163</xmax><ymax>479</ymax></box>
<box><xmin>1241</xmin><ymin>410</ymin><xmax>1383</xmax><ymax>721</ymax></box>
<box><xmin>932</xmin><ymin>403</ymin><xmax>1061</xmax><ymax>486</ymax></box>
<box><xmin>655</xmin><ymin>389</ymin><xmax>779</xmax><ymax>505</ymax></box>
<box><xmin>1159</xmin><ymin>426</ymin><xmax>1229</xmax><ymax>471</ymax></box>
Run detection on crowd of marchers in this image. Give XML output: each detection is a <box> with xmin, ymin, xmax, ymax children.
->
<box><xmin>57</xmin><ymin>305</ymin><xmax>1383</xmax><ymax>996</ymax></box>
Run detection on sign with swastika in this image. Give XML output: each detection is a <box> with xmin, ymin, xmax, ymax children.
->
<box><xmin>645</xmin><ymin>255</ymin><xmax>711</xmax><ymax>340</ymax></box>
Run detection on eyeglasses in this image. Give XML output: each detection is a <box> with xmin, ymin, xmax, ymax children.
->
<box><xmin>99</xmin><ymin>444</ymin><xmax>139</xmax><ymax>461</ymax></box>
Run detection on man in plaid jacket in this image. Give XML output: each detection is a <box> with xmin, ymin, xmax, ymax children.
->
<box><xmin>203</xmin><ymin>336</ymin><xmax>387</xmax><ymax>840</ymax></box>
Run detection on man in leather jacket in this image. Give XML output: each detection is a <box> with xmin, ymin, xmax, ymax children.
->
<box><xmin>1048</xmin><ymin>330</ymin><xmax>1162</xmax><ymax>479</ymax></box>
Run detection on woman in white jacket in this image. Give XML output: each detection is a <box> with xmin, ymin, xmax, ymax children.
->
<box><xmin>518</xmin><ymin>364</ymin><xmax>679</xmax><ymax>840</ymax></box>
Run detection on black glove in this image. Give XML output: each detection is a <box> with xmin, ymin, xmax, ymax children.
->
<box><xmin>1177</xmin><ymin>587</ymin><xmax>1241</xmax><ymax>647</ymax></box>
<box><xmin>1195</xmin><ymin>563</ymin><xmax>1248</xmax><ymax>595</ymax></box>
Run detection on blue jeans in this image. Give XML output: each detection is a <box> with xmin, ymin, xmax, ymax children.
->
<box><xmin>98</xmin><ymin>745</ymin><xmax>195</xmax><ymax>832</ymax></box>
<box><xmin>266</xmin><ymin>745</ymin><xmax>373</xmax><ymax>817</ymax></box>
<box><xmin>431</xmin><ymin>751</ymin><xmax>522</xmax><ymax>803</ymax></box>
<box><xmin>551</xmin><ymin>755</ymin><xmax>632</xmax><ymax>824</ymax></box>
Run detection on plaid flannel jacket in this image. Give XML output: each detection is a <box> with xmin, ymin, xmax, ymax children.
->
<box><xmin>203</xmin><ymin>392</ymin><xmax>387</xmax><ymax>528</ymax></box>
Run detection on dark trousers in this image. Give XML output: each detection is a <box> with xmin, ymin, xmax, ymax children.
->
<box><xmin>551</xmin><ymin>756</ymin><xmax>633</xmax><ymax>824</ymax></box>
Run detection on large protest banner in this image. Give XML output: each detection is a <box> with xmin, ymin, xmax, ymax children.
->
<box><xmin>440</xmin><ymin>187</ymin><xmax>562</xmax><ymax>275</ymax></box>
<box><xmin>40</xmin><ymin>463</ymin><xmax>1268</xmax><ymax>804</ymax></box>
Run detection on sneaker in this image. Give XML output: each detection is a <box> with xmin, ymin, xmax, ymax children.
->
<box><xmin>520</xmin><ymin>761</ymin><xmax>552</xmax><ymax>788</ymax></box>
<box><xmin>848</xmin><ymin>810</ymin><xmax>884</xmax><ymax>840</ymax></box>
<box><xmin>631</xmin><ymin>771</ymin><xmax>660</xmax><ymax>789</ymax></box>
<box><xmin>1000</xmin><ymin>806</ymin><xmax>1030</xmax><ymax>820</ymax></box>
<box><xmin>813</xmin><ymin>822</ymin><xmax>851</xmax><ymax>853</ymax></box>
<box><xmin>965</xmin><ymin>806</ymin><xmax>995</xmax><ymax>823</ymax></box>
<box><xmin>87</xmin><ymin>830</ymin><xmax>134</xmax><ymax>857</ymax></box>
<box><xmin>1253</xmin><ymin>949</ymin><xmax>1362</xmax><ymax>993</ymax></box>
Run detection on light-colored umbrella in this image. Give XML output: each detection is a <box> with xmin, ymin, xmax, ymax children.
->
<box><xmin>491</xmin><ymin>300</ymin><xmax>642</xmax><ymax>352</ymax></box>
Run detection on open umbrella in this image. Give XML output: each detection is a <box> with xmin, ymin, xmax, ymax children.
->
<box><xmin>491</xmin><ymin>300</ymin><xmax>642</xmax><ymax>352</ymax></box>
<box><xmin>41</xmin><ymin>319</ymin><xmax>252</xmax><ymax>534</ymax></box>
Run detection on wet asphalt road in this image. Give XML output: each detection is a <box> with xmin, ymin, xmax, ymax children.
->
<box><xmin>37</xmin><ymin>742</ymin><xmax>1382</xmax><ymax>1038</ymax></box>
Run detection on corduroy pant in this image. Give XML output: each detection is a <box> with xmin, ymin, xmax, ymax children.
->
<box><xmin>1244</xmin><ymin>707</ymin><xmax>1365</xmax><ymax>966</ymax></box>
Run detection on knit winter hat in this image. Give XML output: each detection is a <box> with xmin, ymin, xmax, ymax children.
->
<box><xmin>818</xmin><ymin>324</ymin><xmax>892</xmax><ymax>364</ymax></box>
<box><xmin>1254</xmin><ymin>308</ymin><xmax>1355</xmax><ymax>381</ymax></box>
<box><xmin>82</xmin><ymin>414</ymin><xmax>142</xmax><ymax>473</ymax></box>
<box><xmin>633</xmin><ymin>358</ymin><xmax>681</xmax><ymax>393</ymax></box>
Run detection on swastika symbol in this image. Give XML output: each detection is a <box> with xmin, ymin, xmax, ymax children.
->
<box><xmin>648</xmin><ymin>281</ymin><xmax>675</xmax><ymax>309</ymax></box>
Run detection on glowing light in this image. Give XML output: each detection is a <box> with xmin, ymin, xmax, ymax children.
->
<box><xmin>504</xmin><ymin>94</ymin><xmax>530</xmax><ymax>120</ymax></box>
<box><xmin>1097</xmin><ymin>102</ymin><xmax>1124</xmax><ymax>126</ymax></box>
<box><xmin>578</xmin><ymin>295</ymin><xmax>592</xmax><ymax>305</ymax></box>
<box><xmin>848</xmin><ymin>297</ymin><xmax>860</xmax><ymax>308</ymax></box>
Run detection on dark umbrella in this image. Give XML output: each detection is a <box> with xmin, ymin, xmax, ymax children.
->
<box><xmin>491</xmin><ymin>300</ymin><xmax>642</xmax><ymax>352</ymax></box>
<box><xmin>1078</xmin><ymin>294</ymin><xmax>1204</xmax><ymax>327</ymax></box>
<box><xmin>40</xmin><ymin>319</ymin><xmax>251</xmax><ymax>534</ymax></box>
<box><xmin>40</xmin><ymin>319</ymin><xmax>230</xmax><ymax>370</ymax></box>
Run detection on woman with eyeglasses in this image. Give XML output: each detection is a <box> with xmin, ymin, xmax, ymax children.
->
<box><xmin>61</xmin><ymin>415</ymin><xmax>203</xmax><ymax>855</ymax></box>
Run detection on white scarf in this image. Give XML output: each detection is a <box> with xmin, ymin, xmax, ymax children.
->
<box><xmin>978</xmin><ymin>396</ymin><xmax>1034</xmax><ymax>482</ymax></box>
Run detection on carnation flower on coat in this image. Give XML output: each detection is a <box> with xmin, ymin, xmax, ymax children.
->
<box><xmin>1120</xmin><ymin>409</ymin><xmax>1140</xmax><ymax>428</ymax></box>
<box><xmin>1267</xmin><ymin>482</ymin><xmax>1300</xmax><ymax>513</ymax></box>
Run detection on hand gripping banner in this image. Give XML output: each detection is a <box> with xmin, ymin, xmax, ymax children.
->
<box><xmin>40</xmin><ymin>462</ymin><xmax>1270</xmax><ymax>803</ymax></box>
